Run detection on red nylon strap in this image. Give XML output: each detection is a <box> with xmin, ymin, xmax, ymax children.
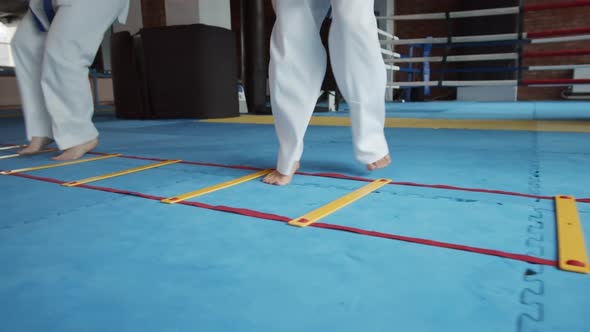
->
<box><xmin>307</xmin><ymin>172</ymin><xmax>557</xmax><ymax>200</ymax></box>
<box><xmin>89</xmin><ymin>152</ymin><xmax>262</xmax><ymax>171</ymax></box>
<box><xmin>298</xmin><ymin>171</ymin><xmax>374</xmax><ymax>183</ymax></box>
<box><xmin>523</xmin><ymin>49</ymin><xmax>590</xmax><ymax>58</ymax></box>
<box><xmin>527</xmin><ymin>27</ymin><xmax>590</xmax><ymax>38</ymax></box>
<box><xmin>88</xmin><ymin>152</ymin><xmax>564</xmax><ymax>200</ymax></box>
<box><xmin>390</xmin><ymin>181</ymin><xmax>555</xmax><ymax>199</ymax></box>
<box><xmin>312</xmin><ymin>223</ymin><xmax>557</xmax><ymax>266</ymax></box>
<box><xmin>7</xmin><ymin>172</ymin><xmax>558</xmax><ymax>267</ymax></box>
<box><xmin>180</xmin><ymin>160</ymin><xmax>261</xmax><ymax>171</ymax></box>
<box><xmin>111</xmin><ymin>155</ymin><xmax>170</xmax><ymax>162</ymax></box>
<box><xmin>85</xmin><ymin>152</ymin><xmax>590</xmax><ymax>204</ymax></box>
<box><xmin>8</xmin><ymin>173</ymin><xmax>64</xmax><ymax>184</ymax></box>
<box><xmin>180</xmin><ymin>202</ymin><xmax>292</xmax><ymax>223</ymax></box>
<box><xmin>524</xmin><ymin>0</ymin><xmax>590</xmax><ymax>12</ymax></box>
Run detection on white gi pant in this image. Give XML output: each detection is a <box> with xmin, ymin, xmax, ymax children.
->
<box><xmin>11</xmin><ymin>0</ymin><xmax>129</xmax><ymax>150</ymax></box>
<box><xmin>269</xmin><ymin>0</ymin><xmax>389</xmax><ymax>175</ymax></box>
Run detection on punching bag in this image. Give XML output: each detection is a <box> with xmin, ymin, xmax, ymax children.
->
<box><xmin>243</xmin><ymin>0</ymin><xmax>268</xmax><ymax>114</ymax></box>
<box><xmin>0</xmin><ymin>0</ymin><xmax>28</xmax><ymax>17</ymax></box>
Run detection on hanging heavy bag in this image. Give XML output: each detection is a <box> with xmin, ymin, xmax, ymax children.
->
<box><xmin>0</xmin><ymin>0</ymin><xmax>28</xmax><ymax>16</ymax></box>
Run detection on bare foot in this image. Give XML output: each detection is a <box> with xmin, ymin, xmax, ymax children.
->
<box><xmin>367</xmin><ymin>154</ymin><xmax>391</xmax><ymax>171</ymax></box>
<box><xmin>263</xmin><ymin>162</ymin><xmax>300</xmax><ymax>186</ymax></box>
<box><xmin>52</xmin><ymin>138</ymin><xmax>98</xmax><ymax>161</ymax></box>
<box><xmin>18</xmin><ymin>137</ymin><xmax>54</xmax><ymax>155</ymax></box>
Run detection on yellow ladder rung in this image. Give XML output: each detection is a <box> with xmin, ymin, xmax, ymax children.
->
<box><xmin>555</xmin><ymin>195</ymin><xmax>590</xmax><ymax>274</ymax></box>
<box><xmin>62</xmin><ymin>159</ymin><xmax>182</xmax><ymax>187</ymax></box>
<box><xmin>0</xmin><ymin>154</ymin><xmax>121</xmax><ymax>175</ymax></box>
<box><xmin>289</xmin><ymin>178</ymin><xmax>392</xmax><ymax>228</ymax></box>
<box><xmin>0</xmin><ymin>145</ymin><xmax>26</xmax><ymax>151</ymax></box>
<box><xmin>0</xmin><ymin>148</ymin><xmax>56</xmax><ymax>160</ymax></box>
<box><xmin>162</xmin><ymin>169</ymin><xmax>272</xmax><ymax>204</ymax></box>
<box><xmin>0</xmin><ymin>153</ymin><xmax>21</xmax><ymax>160</ymax></box>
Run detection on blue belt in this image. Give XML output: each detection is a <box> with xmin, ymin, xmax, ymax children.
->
<box><xmin>30</xmin><ymin>0</ymin><xmax>56</xmax><ymax>32</ymax></box>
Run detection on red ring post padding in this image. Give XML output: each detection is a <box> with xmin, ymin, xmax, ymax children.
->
<box><xmin>524</xmin><ymin>0</ymin><xmax>590</xmax><ymax>12</ymax></box>
<box><xmin>523</xmin><ymin>78</ymin><xmax>590</xmax><ymax>85</ymax></box>
<box><xmin>523</xmin><ymin>49</ymin><xmax>590</xmax><ymax>58</ymax></box>
<box><xmin>527</xmin><ymin>27</ymin><xmax>590</xmax><ymax>38</ymax></box>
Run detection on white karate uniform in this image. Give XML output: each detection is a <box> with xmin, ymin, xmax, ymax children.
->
<box><xmin>11</xmin><ymin>0</ymin><xmax>129</xmax><ymax>150</ymax></box>
<box><xmin>269</xmin><ymin>0</ymin><xmax>389</xmax><ymax>175</ymax></box>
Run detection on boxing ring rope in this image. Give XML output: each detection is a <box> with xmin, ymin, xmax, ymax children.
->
<box><xmin>380</xmin><ymin>48</ymin><xmax>401</xmax><ymax>58</ymax></box>
<box><xmin>378</xmin><ymin>7</ymin><xmax>521</xmax><ymax>21</ymax></box>
<box><xmin>396</xmin><ymin>64</ymin><xmax>590</xmax><ymax>73</ymax></box>
<box><xmin>381</xmin><ymin>28</ymin><xmax>590</xmax><ymax>47</ymax></box>
<box><xmin>378</xmin><ymin>27</ymin><xmax>402</xmax><ymax>92</ymax></box>
<box><xmin>377</xmin><ymin>28</ymin><xmax>398</xmax><ymax>41</ymax></box>
<box><xmin>376</xmin><ymin>1</ymin><xmax>590</xmax><ymax>91</ymax></box>
<box><xmin>387</xmin><ymin>50</ymin><xmax>590</xmax><ymax>64</ymax></box>
<box><xmin>529</xmin><ymin>64</ymin><xmax>590</xmax><ymax>71</ymax></box>
<box><xmin>376</xmin><ymin>0</ymin><xmax>590</xmax><ymax>21</ymax></box>
<box><xmin>387</xmin><ymin>53</ymin><xmax>519</xmax><ymax>63</ymax></box>
<box><xmin>386</xmin><ymin>79</ymin><xmax>590</xmax><ymax>88</ymax></box>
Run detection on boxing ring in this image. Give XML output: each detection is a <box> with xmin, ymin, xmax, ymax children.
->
<box><xmin>376</xmin><ymin>1</ymin><xmax>590</xmax><ymax>98</ymax></box>
<box><xmin>0</xmin><ymin>2</ymin><xmax>589</xmax><ymax>332</ymax></box>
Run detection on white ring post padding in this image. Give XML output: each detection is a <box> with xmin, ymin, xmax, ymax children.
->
<box><xmin>385</xmin><ymin>53</ymin><xmax>518</xmax><ymax>63</ymax></box>
<box><xmin>376</xmin><ymin>6</ymin><xmax>519</xmax><ymax>21</ymax></box>
<box><xmin>386</xmin><ymin>80</ymin><xmax>518</xmax><ymax>88</ymax></box>
<box><xmin>532</xmin><ymin>34</ymin><xmax>590</xmax><ymax>44</ymax></box>
<box><xmin>381</xmin><ymin>49</ymin><xmax>402</xmax><ymax>58</ymax></box>
<box><xmin>529</xmin><ymin>64</ymin><xmax>590</xmax><ymax>71</ymax></box>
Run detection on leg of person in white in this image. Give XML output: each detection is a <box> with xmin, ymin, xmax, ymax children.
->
<box><xmin>329</xmin><ymin>0</ymin><xmax>390</xmax><ymax>170</ymax></box>
<box><xmin>11</xmin><ymin>11</ymin><xmax>55</xmax><ymax>154</ymax></box>
<box><xmin>11</xmin><ymin>0</ymin><xmax>129</xmax><ymax>160</ymax></box>
<box><xmin>263</xmin><ymin>0</ymin><xmax>390</xmax><ymax>186</ymax></box>
<box><xmin>263</xmin><ymin>0</ymin><xmax>331</xmax><ymax>185</ymax></box>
